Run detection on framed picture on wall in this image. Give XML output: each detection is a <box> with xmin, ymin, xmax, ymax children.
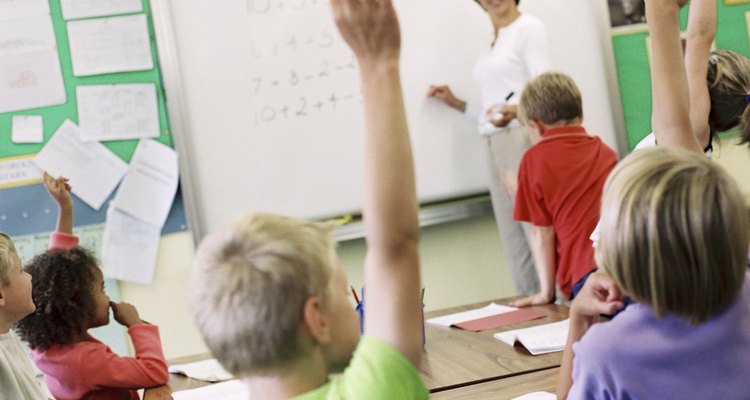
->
<box><xmin>726</xmin><ymin>0</ymin><xmax>750</xmax><ymax>5</ymax></box>
<box><xmin>609</xmin><ymin>0</ymin><xmax>646</xmax><ymax>28</ymax></box>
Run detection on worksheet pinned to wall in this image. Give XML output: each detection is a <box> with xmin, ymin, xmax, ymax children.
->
<box><xmin>101</xmin><ymin>206</ymin><xmax>161</xmax><ymax>285</ymax></box>
<box><xmin>0</xmin><ymin>12</ymin><xmax>66</xmax><ymax>113</ymax></box>
<box><xmin>67</xmin><ymin>14</ymin><xmax>153</xmax><ymax>76</ymax></box>
<box><xmin>60</xmin><ymin>0</ymin><xmax>143</xmax><ymax>20</ymax></box>
<box><xmin>111</xmin><ymin>139</ymin><xmax>179</xmax><ymax>228</ymax></box>
<box><xmin>76</xmin><ymin>83</ymin><xmax>160</xmax><ymax>141</ymax></box>
<box><xmin>11</xmin><ymin>115</ymin><xmax>44</xmax><ymax>143</ymax></box>
<box><xmin>0</xmin><ymin>0</ymin><xmax>50</xmax><ymax>21</ymax></box>
<box><xmin>33</xmin><ymin>120</ymin><xmax>129</xmax><ymax>210</ymax></box>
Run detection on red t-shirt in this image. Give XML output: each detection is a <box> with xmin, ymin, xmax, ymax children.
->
<box><xmin>514</xmin><ymin>125</ymin><xmax>617</xmax><ymax>299</ymax></box>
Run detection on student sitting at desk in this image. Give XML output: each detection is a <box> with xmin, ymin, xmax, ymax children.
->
<box><xmin>509</xmin><ymin>72</ymin><xmax>617</xmax><ymax>307</ymax></box>
<box><xmin>187</xmin><ymin>0</ymin><xmax>428</xmax><ymax>399</ymax></box>
<box><xmin>15</xmin><ymin>174</ymin><xmax>169</xmax><ymax>400</ymax></box>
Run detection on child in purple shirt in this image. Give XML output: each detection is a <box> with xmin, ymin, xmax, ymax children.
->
<box><xmin>558</xmin><ymin>147</ymin><xmax>750</xmax><ymax>399</ymax></box>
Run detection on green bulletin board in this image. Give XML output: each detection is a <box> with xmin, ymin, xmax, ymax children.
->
<box><xmin>0</xmin><ymin>0</ymin><xmax>183</xmax><ymax>355</ymax></box>
<box><xmin>611</xmin><ymin>2</ymin><xmax>750</xmax><ymax>150</ymax></box>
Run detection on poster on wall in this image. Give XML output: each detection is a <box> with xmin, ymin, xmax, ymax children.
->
<box><xmin>609</xmin><ymin>0</ymin><xmax>646</xmax><ymax>28</ymax></box>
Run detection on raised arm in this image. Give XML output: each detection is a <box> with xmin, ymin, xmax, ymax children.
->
<box><xmin>332</xmin><ymin>0</ymin><xmax>422</xmax><ymax>364</ymax></box>
<box><xmin>684</xmin><ymin>0</ymin><xmax>716</xmax><ymax>149</ymax></box>
<box><xmin>43</xmin><ymin>171</ymin><xmax>73</xmax><ymax>234</ymax></box>
<box><xmin>646</xmin><ymin>0</ymin><xmax>703</xmax><ymax>153</ymax></box>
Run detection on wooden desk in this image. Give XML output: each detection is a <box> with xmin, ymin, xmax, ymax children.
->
<box><xmin>145</xmin><ymin>300</ymin><xmax>568</xmax><ymax>399</ymax></box>
<box><xmin>421</xmin><ymin>301</ymin><xmax>567</xmax><ymax>392</ymax></box>
<box><xmin>431</xmin><ymin>367</ymin><xmax>560</xmax><ymax>400</ymax></box>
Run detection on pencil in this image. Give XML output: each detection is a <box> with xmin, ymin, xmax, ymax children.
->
<box><xmin>351</xmin><ymin>285</ymin><xmax>360</xmax><ymax>303</ymax></box>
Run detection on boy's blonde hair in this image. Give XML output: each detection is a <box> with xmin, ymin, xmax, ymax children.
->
<box><xmin>0</xmin><ymin>232</ymin><xmax>17</xmax><ymax>286</ymax></box>
<box><xmin>597</xmin><ymin>147</ymin><xmax>749</xmax><ymax>324</ymax></box>
<box><xmin>190</xmin><ymin>213</ymin><xmax>337</xmax><ymax>376</ymax></box>
<box><xmin>519</xmin><ymin>72</ymin><xmax>583</xmax><ymax>125</ymax></box>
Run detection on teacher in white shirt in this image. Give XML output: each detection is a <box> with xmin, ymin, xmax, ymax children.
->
<box><xmin>428</xmin><ymin>0</ymin><xmax>550</xmax><ymax>296</ymax></box>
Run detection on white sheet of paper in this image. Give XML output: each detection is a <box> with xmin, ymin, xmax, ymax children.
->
<box><xmin>512</xmin><ymin>392</ymin><xmax>557</xmax><ymax>400</ymax></box>
<box><xmin>494</xmin><ymin>319</ymin><xmax>570</xmax><ymax>355</ymax></box>
<box><xmin>12</xmin><ymin>115</ymin><xmax>43</xmax><ymax>143</ymax></box>
<box><xmin>426</xmin><ymin>302</ymin><xmax>517</xmax><ymax>327</ymax></box>
<box><xmin>67</xmin><ymin>14</ymin><xmax>153</xmax><ymax>76</ymax></box>
<box><xmin>168</xmin><ymin>359</ymin><xmax>234</xmax><ymax>383</ymax></box>
<box><xmin>172</xmin><ymin>380</ymin><xmax>249</xmax><ymax>400</ymax></box>
<box><xmin>111</xmin><ymin>140</ymin><xmax>178</xmax><ymax>228</ymax></box>
<box><xmin>77</xmin><ymin>83</ymin><xmax>160</xmax><ymax>141</ymax></box>
<box><xmin>0</xmin><ymin>16</ymin><xmax>56</xmax><ymax>54</ymax></box>
<box><xmin>60</xmin><ymin>0</ymin><xmax>142</xmax><ymax>20</ymax></box>
<box><xmin>33</xmin><ymin>120</ymin><xmax>129</xmax><ymax>210</ymax></box>
<box><xmin>0</xmin><ymin>0</ymin><xmax>50</xmax><ymax>21</ymax></box>
<box><xmin>101</xmin><ymin>207</ymin><xmax>160</xmax><ymax>285</ymax></box>
<box><xmin>0</xmin><ymin>49</ymin><xmax>67</xmax><ymax>113</ymax></box>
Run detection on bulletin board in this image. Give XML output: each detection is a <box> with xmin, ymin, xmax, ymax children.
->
<box><xmin>0</xmin><ymin>0</ymin><xmax>185</xmax><ymax>354</ymax></box>
<box><xmin>610</xmin><ymin>2</ymin><xmax>750</xmax><ymax>150</ymax></box>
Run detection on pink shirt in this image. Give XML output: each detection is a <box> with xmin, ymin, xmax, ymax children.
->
<box><xmin>38</xmin><ymin>232</ymin><xmax>168</xmax><ymax>399</ymax></box>
<box><xmin>33</xmin><ymin>325</ymin><xmax>168</xmax><ymax>400</ymax></box>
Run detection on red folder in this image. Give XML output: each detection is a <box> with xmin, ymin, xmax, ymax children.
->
<box><xmin>452</xmin><ymin>309</ymin><xmax>546</xmax><ymax>332</ymax></box>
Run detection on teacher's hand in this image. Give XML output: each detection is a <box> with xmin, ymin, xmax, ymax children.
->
<box><xmin>487</xmin><ymin>104</ymin><xmax>517</xmax><ymax>127</ymax></box>
<box><xmin>427</xmin><ymin>85</ymin><xmax>466</xmax><ymax>112</ymax></box>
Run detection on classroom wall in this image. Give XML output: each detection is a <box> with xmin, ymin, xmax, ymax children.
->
<box><xmin>119</xmin><ymin>214</ymin><xmax>515</xmax><ymax>359</ymax></box>
<box><xmin>121</xmin><ymin>133</ymin><xmax>750</xmax><ymax>360</ymax></box>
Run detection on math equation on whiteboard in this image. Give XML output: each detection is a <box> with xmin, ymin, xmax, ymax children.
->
<box><xmin>247</xmin><ymin>0</ymin><xmax>329</xmax><ymax>15</ymax></box>
<box><xmin>241</xmin><ymin>1</ymin><xmax>364</xmax><ymax>127</ymax></box>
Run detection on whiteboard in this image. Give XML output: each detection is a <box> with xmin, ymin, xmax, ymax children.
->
<box><xmin>151</xmin><ymin>0</ymin><xmax>623</xmax><ymax>240</ymax></box>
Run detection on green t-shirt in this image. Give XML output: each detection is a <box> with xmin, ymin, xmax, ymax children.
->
<box><xmin>294</xmin><ymin>336</ymin><xmax>428</xmax><ymax>400</ymax></box>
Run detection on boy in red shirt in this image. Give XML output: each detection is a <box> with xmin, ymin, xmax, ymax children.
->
<box><xmin>510</xmin><ymin>72</ymin><xmax>617</xmax><ymax>307</ymax></box>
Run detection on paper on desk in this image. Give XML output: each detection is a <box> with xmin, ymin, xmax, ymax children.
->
<box><xmin>168</xmin><ymin>359</ymin><xmax>233</xmax><ymax>383</ymax></box>
<box><xmin>452</xmin><ymin>308</ymin><xmax>546</xmax><ymax>332</ymax></box>
<box><xmin>77</xmin><ymin>83</ymin><xmax>160</xmax><ymax>142</ymax></box>
<box><xmin>12</xmin><ymin>115</ymin><xmax>43</xmax><ymax>143</ymax></box>
<box><xmin>512</xmin><ymin>392</ymin><xmax>556</xmax><ymax>400</ymax></box>
<box><xmin>172</xmin><ymin>379</ymin><xmax>249</xmax><ymax>400</ymax></box>
<box><xmin>34</xmin><ymin>120</ymin><xmax>129</xmax><ymax>210</ymax></box>
<box><xmin>426</xmin><ymin>302</ymin><xmax>517</xmax><ymax>327</ymax></box>
<box><xmin>494</xmin><ymin>319</ymin><xmax>570</xmax><ymax>355</ymax></box>
<box><xmin>111</xmin><ymin>140</ymin><xmax>178</xmax><ymax>228</ymax></box>
<box><xmin>0</xmin><ymin>0</ymin><xmax>50</xmax><ymax>21</ymax></box>
<box><xmin>67</xmin><ymin>14</ymin><xmax>153</xmax><ymax>76</ymax></box>
<box><xmin>61</xmin><ymin>0</ymin><xmax>142</xmax><ymax>20</ymax></box>
<box><xmin>101</xmin><ymin>207</ymin><xmax>160</xmax><ymax>284</ymax></box>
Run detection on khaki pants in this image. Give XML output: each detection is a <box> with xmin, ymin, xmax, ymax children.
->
<box><xmin>485</xmin><ymin>126</ymin><xmax>539</xmax><ymax>295</ymax></box>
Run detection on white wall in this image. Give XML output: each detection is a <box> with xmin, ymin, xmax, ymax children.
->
<box><xmin>119</xmin><ymin>214</ymin><xmax>514</xmax><ymax>359</ymax></box>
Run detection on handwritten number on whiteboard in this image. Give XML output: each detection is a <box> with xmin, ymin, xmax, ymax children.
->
<box><xmin>296</xmin><ymin>97</ymin><xmax>308</xmax><ymax>116</ymax></box>
<box><xmin>248</xmin><ymin>0</ymin><xmax>271</xmax><ymax>13</ymax></box>
<box><xmin>252</xmin><ymin>78</ymin><xmax>262</xmax><ymax>93</ymax></box>
<box><xmin>319</xmin><ymin>61</ymin><xmax>329</xmax><ymax>77</ymax></box>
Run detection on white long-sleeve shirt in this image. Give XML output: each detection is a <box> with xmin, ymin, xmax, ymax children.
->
<box><xmin>467</xmin><ymin>13</ymin><xmax>551</xmax><ymax>135</ymax></box>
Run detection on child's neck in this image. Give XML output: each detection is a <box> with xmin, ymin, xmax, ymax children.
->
<box><xmin>248</xmin><ymin>348</ymin><xmax>329</xmax><ymax>398</ymax></box>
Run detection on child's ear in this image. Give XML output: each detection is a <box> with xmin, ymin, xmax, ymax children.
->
<box><xmin>0</xmin><ymin>288</ymin><xmax>6</xmax><ymax>307</ymax></box>
<box><xmin>301</xmin><ymin>296</ymin><xmax>331</xmax><ymax>344</ymax></box>
<box><xmin>526</xmin><ymin>119</ymin><xmax>546</xmax><ymax>144</ymax></box>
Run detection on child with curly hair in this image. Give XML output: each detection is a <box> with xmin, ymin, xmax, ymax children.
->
<box><xmin>15</xmin><ymin>173</ymin><xmax>168</xmax><ymax>400</ymax></box>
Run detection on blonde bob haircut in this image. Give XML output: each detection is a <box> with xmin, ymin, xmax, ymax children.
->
<box><xmin>0</xmin><ymin>232</ymin><xmax>18</xmax><ymax>286</ymax></box>
<box><xmin>190</xmin><ymin>213</ymin><xmax>336</xmax><ymax>376</ymax></box>
<box><xmin>597</xmin><ymin>147</ymin><xmax>749</xmax><ymax>324</ymax></box>
<box><xmin>519</xmin><ymin>71</ymin><xmax>583</xmax><ymax>125</ymax></box>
